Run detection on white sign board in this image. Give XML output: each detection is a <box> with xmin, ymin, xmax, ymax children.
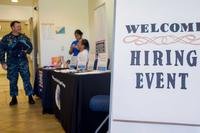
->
<box><xmin>98</xmin><ymin>53</ymin><xmax>108</xmax><ymax>70</ymax></box>
<box><xmin>87</xmin><ymin>54</ymin><xmax>96</xmax><ymax>70</ymax></box>
<box><xmin>110</xmin><ymin>0</ymin><xmax>200</xmax><ymax>132</ymax></box>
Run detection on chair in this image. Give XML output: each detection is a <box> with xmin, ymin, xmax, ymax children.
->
<box><xmin>89</xmin><ymin>95</ymin><xmax>110</xmax><ymax>133</ymax></box>
<box><xmin>93</xmin><ymin>59</ymin><xmax>98</xmax><ymax>70</ymax></box>
<box><xmin>94</xmin><ymin>58</ymin><xmax>110</xmax><ymax>70</ymax></box>
<box><xmin>107</xmin><ymin>58</ymin><xmax>110</xmax><ymax>70</ymax></box>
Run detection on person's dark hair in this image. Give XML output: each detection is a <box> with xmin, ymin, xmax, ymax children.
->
<box><xmin>74</xmin><ymin>29</ymin><xmax>83</xmax><ymax>36</ymax></box>
<box><xmin>81</xmin><ymin>39</ymin><xmax>90</xmax><ymax>51</ymax></box>
<box><xmin>10</xmin><ymin>21</ymin><xmax>21</xmax><ymax>28</ymax></box>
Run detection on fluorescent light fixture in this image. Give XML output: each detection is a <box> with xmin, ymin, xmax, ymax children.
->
<box><xmin>11</xmin><ymin>0</ymin><xmax>19</xmax><ymax>3</ymax></box>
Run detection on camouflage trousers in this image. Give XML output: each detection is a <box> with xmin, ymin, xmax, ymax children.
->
<box><xmin>7</xmin><ymin>60</ymin><xmax>33</xmax><ymax>97</ymax></box>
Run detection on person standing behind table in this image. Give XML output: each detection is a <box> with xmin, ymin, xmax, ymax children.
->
<box><xmin>0</xmin><ymin>21</ymin><xmax>35</xmax><ymax>106</ymax></box>
<box><xmin>69</xmin><ymin>29</ymin><xmax>83</xmax><ymax>56</ymax></box>
<box><xmin>77</xmin><ymin>39</ymin><xmax>90</xmax><ymax>69</ymax></box>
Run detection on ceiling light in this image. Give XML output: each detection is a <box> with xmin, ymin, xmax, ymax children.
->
<box><xmin>11</xmin><ymin>0</ymin><xmax>19</xmax><ymax>3</ymax></box>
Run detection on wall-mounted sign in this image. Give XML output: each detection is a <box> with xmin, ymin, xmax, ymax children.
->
<box><xmin>56</xmin><ymin>26</ymin><xmax>66</xmax><ymax>34</ymax></box>
<box><xmin>96</xmin><ymin>40</ymin><xmax>106</xmax><ymax>54</ymax></box>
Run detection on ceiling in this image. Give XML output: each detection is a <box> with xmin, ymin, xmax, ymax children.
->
<box><xmin>0</xmin><ymin>0</ymin><xmax>36</xmax><ymax>6</ymax></box>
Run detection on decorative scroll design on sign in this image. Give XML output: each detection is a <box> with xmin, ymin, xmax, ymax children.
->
<box><xmin>123</xmin><ymin>34</ymin><xmax>200</xmax><ymax>45</ymax></box>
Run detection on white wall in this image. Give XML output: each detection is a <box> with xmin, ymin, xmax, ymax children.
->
<box><xmin>0</xmin><ymin>5</ymin><xmax>33</xmax><ymax>21</ymax></box>
<box><xmin>88</xmin><ymin>0</ymin><xmax>114</xmax><ymax>61</ymax></box>
<box><xmin>37</xmin><ymin>0</ymin><xmax>114</xmax><ymax>66</ymax></box>
<box><xmin>38</xmin><ymin>0</ymin><xmax>89</xmax><ymax>66</ymax></box>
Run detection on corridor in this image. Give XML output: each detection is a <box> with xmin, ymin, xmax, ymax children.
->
<box><xmin>0</xmin><ymin>74</ymin><xmax>64</xmax><ymax>133</ymax></box>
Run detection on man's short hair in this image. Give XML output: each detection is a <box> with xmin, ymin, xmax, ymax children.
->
<box><xmin>10</xmin><ymin>21</ymin><xmax>21</xmax><ymax>28</ymax></box>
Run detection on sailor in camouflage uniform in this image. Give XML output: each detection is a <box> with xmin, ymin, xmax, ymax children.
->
<box><xmin>0</xmin><ymin>21</ymin><xmax>35</xmax><ymax>105</ymax></box>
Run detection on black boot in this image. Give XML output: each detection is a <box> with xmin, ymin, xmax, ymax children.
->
<box><xmin>28</xmin><ymin>95</ymin><xmax>35</xmax><ymax>104</ymax></box>
<box><xmin>9</xmin><ymin>96</ymin><xmax>18</xmax><ymax>106</ymax></box>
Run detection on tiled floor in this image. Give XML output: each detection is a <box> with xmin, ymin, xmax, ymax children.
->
<box><xmin>0</xmin><ymin>74</ymin><xmax>65</xmax><ymax>133</ymax></box>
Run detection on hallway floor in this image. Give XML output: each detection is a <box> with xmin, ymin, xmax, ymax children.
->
<box><xmin>0</xmin><ymin>74</ymin><xmax>65</xmax><ymax>133</ymax></box>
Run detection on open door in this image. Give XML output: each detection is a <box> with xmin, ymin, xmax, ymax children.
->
<box><xmin>27</xmin><ymin>17</ymin><xmax>36</xmax><ymax>84</ymax></box>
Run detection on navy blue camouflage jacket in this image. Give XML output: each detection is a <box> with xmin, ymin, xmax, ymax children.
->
<box><xmin>0</xmin><ymin>32</ymin><xmax>33</xmax><ymax>64</ymax></box>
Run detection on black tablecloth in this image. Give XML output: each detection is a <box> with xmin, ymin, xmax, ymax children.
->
<box><xmin>35</xmin><ymin>68</ymin><xmax>56</xmax><ymax>114</ymax></box>
<box><xmin>34</xmin><ymin>69</ymin><xmax>111</xmax><ymax>132</ymax></box>
<box><xmin>51</xmin><ymin>71</ymin><xmax>111</xmax><ymax>133</ymax></box>
<box><xmin>34</xmin><ymin>68</ymin><xmax>65</xmax><ymax>114</ymax></box>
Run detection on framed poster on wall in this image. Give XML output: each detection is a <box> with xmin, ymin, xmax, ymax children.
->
<box><xmin>96</xmin><ymin>40</ymin><xmax>106</xmax><ymax>54</ymax></box>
